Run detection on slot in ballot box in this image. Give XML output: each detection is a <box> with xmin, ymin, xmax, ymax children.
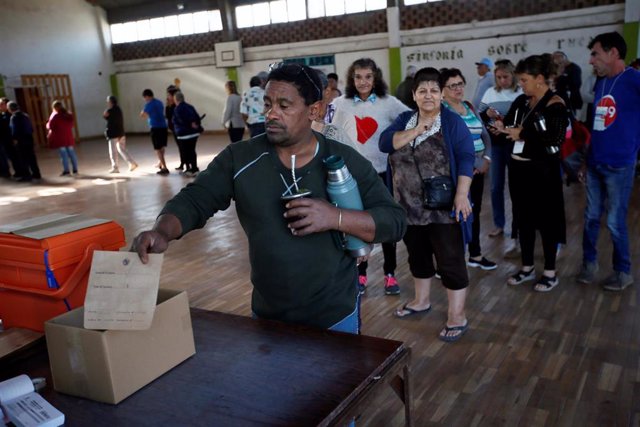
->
<box><xmin>0</xmin><ymin>214</ymin><xmax>126</xmax><ymax>332</ymax></box>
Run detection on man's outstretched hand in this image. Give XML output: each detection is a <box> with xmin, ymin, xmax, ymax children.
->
<box><xmin>131</xmin><ymin>230</ymin><xmax>170</xmax><ymax>264</ymax></box>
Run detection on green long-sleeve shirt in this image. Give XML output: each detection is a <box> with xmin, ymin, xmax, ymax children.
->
<box><xmin>161</xmin><ymin>132</ymin><xmax>407</xmax><ymax>329</ymax></box>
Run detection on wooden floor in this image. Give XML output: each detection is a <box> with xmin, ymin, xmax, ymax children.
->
<box><xmin>1</xmin><ymin>134</ymin><xmax>639</xmax><ymax>426</ymax></box>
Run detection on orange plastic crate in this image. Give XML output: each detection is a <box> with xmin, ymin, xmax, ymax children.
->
<box><xmin>0</xmin><ymin>221</ymin><xmax>126</xmax><ymax>331</ymax></box>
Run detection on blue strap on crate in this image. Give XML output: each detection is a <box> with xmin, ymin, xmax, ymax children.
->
<box><xmin>44</xmin><ymin>250</ymin><xmax>72</xmax><ymax>311</ymax></box>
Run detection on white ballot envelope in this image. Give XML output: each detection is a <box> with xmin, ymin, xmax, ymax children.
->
<box><xmin>84</xmin><ymin>251</ymin><xmax>164</xmax><ymax>330</ymax></box>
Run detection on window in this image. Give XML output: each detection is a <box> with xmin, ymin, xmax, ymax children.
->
<box><xmin>235</xmin><ymin>0</ymin><xmax>308</xmax><ymax>28</ymax></box>
<box><xmin>404</xmin><ymin>0</ymin><xmax>443</xmax><ymax>5</ymax></box>
<box><xmin>149</xmin><ymin>18</ymin><xmax>165</xmax><ymax>39</ymax></box>
<box><xmin>136</xmin><ymin>20</ymin><xmax>151</xmax><ymax>41</ymax></box>
<box><xmin>178</xmin><ymin>14</ymin><xmax>195</xmax><ymax>35</ymax></box>
<box><xmin>163</xmin><ymin>15</ymin><xmax>180</xmax><ymax>37</ymax></box>
<box><xmin>324</xmin><ymin>0</ymin><xmax>345</xmax><ymax>16</ymax></box>
<box><xmin>307</xmin><ymin>0</ymin><xmax>385</xmax><ymax>18</ymax></box>
<box><xmin>110</xmin><ymin>10</ymin><xmax>223</xmax><ymax>44</ymax></box>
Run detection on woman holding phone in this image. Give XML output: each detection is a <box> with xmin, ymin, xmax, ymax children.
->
<box><xmin>492</xmin><ymin>54</ymin><xmax>568</xmax><ymax>292</ymax></box>
<box><xmin>479</xmin><ymin>60</ymin><xmax>522</xmax><ymax>242</ymax></box>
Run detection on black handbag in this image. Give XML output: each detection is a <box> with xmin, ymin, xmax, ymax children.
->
<box><xmin>421</xmin><ymin>175</ymin><xmax>455</xmax><ymax>210</ymax></box>
<box><xmin>412</xmin><ymin>145</ymin><xmax>455</xmax><ymax>210</ymax></box>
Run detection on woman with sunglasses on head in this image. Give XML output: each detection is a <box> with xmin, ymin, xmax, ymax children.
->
<box><xmin>330</xmin><ymin>58</ymin><xmax>410</xmax><ymax>296</ymax></box>
<box><xmin>441</xmin><ymin>68</ymin><xmax>497</xmax><ymax>272</ymax></box>
<box><xmin>492</xmin><ymin>54</ymin><xmax>568</xmax><ymax>292</ymax></box>
<box><xmin>380</xmin><ymin>67</ymin><xmax>475</xmax><ymax>342</ymax></box>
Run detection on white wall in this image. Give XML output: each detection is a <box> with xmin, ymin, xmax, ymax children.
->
<box><xmin>117</xmin><ymin>66</ymin><xmax>229</xmax><ymax>133</ymax></box>
<box><xmin>0</xmin><ymin>0</ymin><xmax>114</xmax><ymax>139</ymax></box>
<box><xmin>115</xmin><ymin>48</ymin><xmax>391</xmax><ymax>134</ymax></box>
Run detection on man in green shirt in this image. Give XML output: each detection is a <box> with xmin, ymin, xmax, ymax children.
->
<box><xmin>132</xmin><ymin>63</ymin><xmax>406</xmax><ymax>332</ymax></box>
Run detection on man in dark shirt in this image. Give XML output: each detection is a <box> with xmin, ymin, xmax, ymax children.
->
<box><xmin>0</xmin><ymin>98</ymin><xmax>13</xmax><ymax>178</ymax></box>
<box><xmin>8</xmin><ymin>101</ymin><xmax>41</xmax><ymax>182</ymax></box>
<box><xmin>0</xmin><ymin>98</ymin><xmax>24</xmax><ymax>178</ymax></box>
<box><xmin>553</xmin><ymin>51</ymin><xmax>583</xmax><ymax>115</ymax></box>
<box><xmin>395</xmin><ymin>65</ymin><xmax>417</xmax><ymax>110</ymax></box>
<box><xmin>132</xmin><ymin>64</ymin><xmax>406</xmax><ymax>332</ymax></box>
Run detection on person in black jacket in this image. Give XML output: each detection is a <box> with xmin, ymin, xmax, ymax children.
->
<box><xmin>552</xmin><ymin>51</ymin><xmax>583</xmax><ymax>115</ymax></box>
<box><xmin>172</xmin><ymin>91</ymin><xmax>203</xmax><ymax>177</ymax></box>
<box><xmin>493</xmin><ymin>54</ymin><xmax>569</xmax><ymax>292</ymax></box>
<box><xmin>0</xmin><ymin>98</ymin><xmax>17</xmax><ymax>179</ymax></box>
<box><xmin>165</xmin><ymin>85</ymin><xmax>185</xmax><ymax>171</ymax></box>
<box><xmin>103</xmin><ymin>95</ymin><xmax>137</xmax><ymax>173</ymax></box>
<box><xmin>8</xmin><ymin>101</ymin><xmax>41</xmax><ymax>182</ymax></box>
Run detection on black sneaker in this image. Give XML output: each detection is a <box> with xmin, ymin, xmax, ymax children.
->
<box><xmin>157</xmin><ymin>168</ymin><xmax>170</xmax><ymax>175</ymax></box>
<box><xmin>467</xmin><ymin>257</ymin><xmax>498</xmax><ymax>270</ymax></box>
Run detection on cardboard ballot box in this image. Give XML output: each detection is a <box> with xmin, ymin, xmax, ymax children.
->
<box><xmin>45</xmin><ymin>289</ymin><xmax>196</xmax><ymax>404</ymax></box>
<box><xmin>0</xmin><ymin>214</ymin><xmax>126</xmax><ymax>332</ymax></box>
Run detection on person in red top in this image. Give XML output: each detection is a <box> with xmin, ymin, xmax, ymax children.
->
<box><xmin>46</xmin><ymin>100</ymin><xmax>78</xmax><ymax>176</ymax></box>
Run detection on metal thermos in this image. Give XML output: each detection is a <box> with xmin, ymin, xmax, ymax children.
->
<box><xmin>324</xmin><ymin>155</ymin><xmax>373</xmax><ymax>258</ymax></box>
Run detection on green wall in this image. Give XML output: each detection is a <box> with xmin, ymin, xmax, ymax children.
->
<box><xmin>623</xmin><ymin>21</ymin><xmax>639</xmax><ymax>64</ymax></box>
<box><xmin>388</xmin><ymin>47</ymin><xmax>402</xmax><ymax>94</ymax></box>
<box><xmin>110</xmin><ymin>74</ymin><xmax>119</xmax><ymax>98</ymax></box>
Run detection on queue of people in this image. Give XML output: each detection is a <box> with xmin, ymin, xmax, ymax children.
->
<box><xmin>3</xmin><ymin>30</ymin><xmax>638</xmax><ymax>344</ymax></box>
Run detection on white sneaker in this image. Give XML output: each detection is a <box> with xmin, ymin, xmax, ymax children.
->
<box><xmin>128</xmin><ymin>162</ymin><xmax>138</xmax><ymax>172</ymax></box>
<box><xmin>108</xmin><ymin>167</ymin><xmax>119</xmax><ymax>174</ymax></box>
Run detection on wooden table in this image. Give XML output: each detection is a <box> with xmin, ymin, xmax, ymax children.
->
<box><xmin>0</xmin><ymin>309</ymin><xmax>412</xmax><ymax>426</ymax></box>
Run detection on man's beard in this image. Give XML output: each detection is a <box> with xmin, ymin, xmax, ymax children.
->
<box><xmin>265</xmin><ymin>122</ymin><xmax>295</xmax><ymax>147</ymax></box>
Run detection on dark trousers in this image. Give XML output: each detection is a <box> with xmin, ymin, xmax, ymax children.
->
<box><xmin>228</xmin><ymin>127</ymin><xmax>245</xmax><ymax>143</ymax></box>
<box><xmin>248</xmin><ymin>123</ymin><xmax>265</xmax><ymax>138</ymax></box>
<box><xmin>358</xmin><ymin>172</ymin><xmax>396</xmax><ymax>276</ymax></box>
<box><xmin>181</xmin><ymin>136</ymin><xmax>199</xmax><ymax>172</ymax></box>
<box><xmin>468</xmin><ymin>172</ymin><xmax>485</xmax><ymax>257</ymax></box>
<box><xmin>510</xmin><ymin>159</ymin><xmax>565</xmax><ymax>271</ymax></box>
<box><xmin>403</xmin><ymin>224</ymin><xmax>468</xmax><ymax>290</ymax></box>
<box><xmin>173</xmin><ymin>133</ymin><xmax>185</xmax><ymax>167</ymax></box>
<box><xmin>16</xmin><ymin>137</ymin><xmax>41</xmax><ymax>179</ymax></box>
<box><xmin>2</xmin><ymin>138</ymin><xmax>23</xmax><ymax>177</ymax></box>
<box><xmin>0</xmin><ymin>142</ymin><xmax>9</xmax><ymax>177</ymax></box>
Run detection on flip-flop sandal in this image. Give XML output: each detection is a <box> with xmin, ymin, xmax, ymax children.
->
<box><xmin>534</xmin><ymin>275</ymin><xmax>559</xmax><ymax>292</ymax></box>
<box><xmin>394</xmin><ymin>303</ymin><xmax>431</xmax><ymax>318</ymax></box>
<box><xmin>488</xmin><ymin>228</ymin><xmax>504</xmax><ymax>237</ymax></box>
<box><xmin>439</xmin><ymin>321</ymin><xmax>469</xmax><ymax>342</ymax></box>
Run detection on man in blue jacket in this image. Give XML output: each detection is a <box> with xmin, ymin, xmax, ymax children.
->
<box><xmin>172</xmin><ymin>91</ymin><xmax>203</xmax><ymax>177</ymax></box>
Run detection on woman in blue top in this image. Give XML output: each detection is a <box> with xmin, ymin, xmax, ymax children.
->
<box><xmin>380</xmin><ymin>67</ymin><xmax>475</xmax><ymax>342</ymax></box>
<box><xmin>441</xmin><ymin>68</ymin><xmax>496</xmax><ymax>272</ymax></box>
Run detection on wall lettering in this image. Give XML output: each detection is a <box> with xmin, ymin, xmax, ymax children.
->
<box><xmin>406</xmin><ymin>48</ymin><xmax>464</xmax><ymax>63</ymax></box>
<box><xmin>487</xmin><ymin>43</ymin><xmax>527</xmax><ymax>57</ymax></box>
<box><xmin>556</xmin><ymin>37</ymin><xmax>591</xmax><ymax>50</ymax></box>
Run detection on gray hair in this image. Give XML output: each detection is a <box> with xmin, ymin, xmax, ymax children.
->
<box><xmin>174</xmin><ymin>91</ymin><xmax>185</xmax><ymax>103</ymax></box>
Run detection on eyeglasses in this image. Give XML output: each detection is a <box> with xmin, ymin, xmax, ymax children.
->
<box><xmin>445</xmin><ymin>82</ymin><xmax>465</xmax><ymax>90</ymax></box>
<box><xmin>268</xmin><ymin>62</ymin><xmax>323</xmax><ymax>102</ymax></box>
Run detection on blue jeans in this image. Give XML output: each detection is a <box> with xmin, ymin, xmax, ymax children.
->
<box><xmin>490</xmin><ymin>144</ymin><xmax>511</xmax><ymax>230</ymax></box>
<box><xmin>583</xmin><ymin>162</ymin><xmax>636</xmax><ymax>273</ymax></box>
<box><xmin>328</xmin><ymin>294</ymin><xmax>360</xmax><ymax>334</ymax></box>
<box><xmin>59</xmin><ymin>146</ymin><xmax>78</xmax><ymax>173</ymax></box>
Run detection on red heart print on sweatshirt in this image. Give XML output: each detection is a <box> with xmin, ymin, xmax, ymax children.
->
<box><xmin>355</xmin><ymin>116</ymin><xmax>378</xmax><ymax>144</ymax></box>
